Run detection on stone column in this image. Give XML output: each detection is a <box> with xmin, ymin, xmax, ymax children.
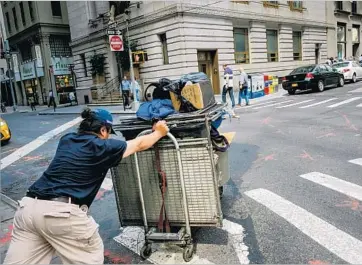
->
<box><xmin>279</xmin><ymin>25</ymin><xmax>293</xmax><ymax>62</ymax></box>
<box><xmin>39</xmin><ymin>33</ymin><xmax>58</xmax><ymax>105</ymax></box>
<box><xmin>249</xmin><ymin>21</ymin><xmax>267</xmax><ymax>64</ymax></box>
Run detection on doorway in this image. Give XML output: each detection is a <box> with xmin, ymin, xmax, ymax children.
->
<box><xmin>197</xmin><ymin>50</ymin><xmax>220</xmax><ymax>94</ymax></box>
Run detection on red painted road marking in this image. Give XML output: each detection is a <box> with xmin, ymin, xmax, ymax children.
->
<box><xmin>104</xmin><ymin>249</ymin><xmax>132</xmax><ymax>264</ymax></box>
<box><xmin>297</xmin><ymin>150</ymin><xmax>314</xmax><ymax>161</ymax></box>
<box><xmin>0</xmin><ymin>225</ymin><xmax>13</xmax><ymax>245</ymax></box>
<box><xmin>23</xmin><ymin>155</ymin><xmax>44</xmax><ymax>162</ymax></box>
<box><xmin>336</xmin><ymin>197</ymin><xmax>362</xmax><ymax>211</ymax></box>
<box><xmin>254</xmin><ymin>153</ymin><xmax>276</xmax><ymax>163</ymax></box>
<box><xmin>308</xmin><ymin>260</ymin><xmax>328</xmax><ymax>265</ymax></box>
<box><xmin>316</xmin><ymin>132</ymin><xmax>336</xmax><ymax>139</ymax></box>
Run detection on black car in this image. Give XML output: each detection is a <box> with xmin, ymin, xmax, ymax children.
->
<box><xmin>282</xmin><ymin>64</ymin><xmax>344</xmax><ymax>95</ymax></box>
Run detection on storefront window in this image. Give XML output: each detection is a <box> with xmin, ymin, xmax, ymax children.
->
<box><xmin>55</xmin><ymin>75</ymin><xmax>75</xmax><ymax>104</ymax></box>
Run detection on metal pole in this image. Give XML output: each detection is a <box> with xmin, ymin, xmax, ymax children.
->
<box><xmin>7</xmin><ymin>55</ymin><xmax>17</xmax><ymax>112</ymax></box>
<box><xmin>126</xmin><ymin>19</ymin><xmax>139</xmax><ymax>111</ymax></box>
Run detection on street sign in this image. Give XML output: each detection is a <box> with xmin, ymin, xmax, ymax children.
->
<box><xmin>107</xmin><ymin>29</ymin><xmax>122</xmax><ymax>35</ymax></box>
<box><xmin>109</xmin><ymin>35</ymin><xmax>124</xmax><ymax>52</ymax></box>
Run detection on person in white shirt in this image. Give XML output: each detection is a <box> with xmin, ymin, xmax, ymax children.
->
<box><xmin>237</xmin><ymin>67</ymin><xmax>249</xmax><ymax>106</ymax></box>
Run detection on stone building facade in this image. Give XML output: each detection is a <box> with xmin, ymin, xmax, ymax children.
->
<box><xmin>326</xmin><ymin>1</ymin><xmax>362</xmax><ymax>61</ymax></box>
<box><xmin>1</xmin><ymin>1</ymin><xmax>72</xmax><ymax>106</ymax></box>
<box><xmin>67</xmin><ymin>1</ymin><xmax>334</xmax><ymax>96</ymax></box>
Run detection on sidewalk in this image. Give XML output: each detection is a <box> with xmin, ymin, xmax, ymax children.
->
<box><xmin>0</xmin><ymin>194</ymin><xmax>16</xmax><ymax>264</ymax></box>
<box><xmin>38</xmin><ymin>105</ymin><xmax>135</xmax><ymax>116</ymax></box>
<box><xmin>1</xmin><ymin>103</ymin><xmax>74</xmax><ymax>115</ymax></box>
<box><xmin>31</xmin><ymin>89</ymin><xmax>287</xmax><ymax>116</ymax></box>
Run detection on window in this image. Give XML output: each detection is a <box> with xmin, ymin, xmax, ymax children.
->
<box><xmin>290</xmin><ymin>65</ymin><xmax>315</xmax><ymax>74</ymax></box>
<box><xmin>234</xmin><ymin>28</ymin><xmax>249</xmax><ymax>64</ymax></box>
<box><xmin>231</xmin><ymin>1</ymin><xmax>249</xmax><ymax>3</ymax></box>
<box><xmin>28</xmin><ymin>2</ymin><xmax>34</xmax><ymax>21</ymax></box>
<box><xmin>80</xmin><ymin>54</ymin><xmax>88</xmax><ymax>77</ymax></box>
<box><xmin>49</xmin><ymin>35</ymin><xmax>72</xmax><ymax>57</ymax></box>
<box><xmin>318</xmin><ymin>65</ymin><xmax>327</xmax><ymax>73</ymax></box>
<box><xmin>352</xmin><ymin>62</ymin><xmax>360</xmax><ymax>68</ymax></box>
<box><xmin>352</xmin><ymin>25</ymin><xmax>359</xmax><ymax>43</ymax></box>
<box><xmin>19</xmin><ymin>2</ymin><xmax>26</xmax><ymax>26</ymax></box>
<box><xmin>5</xmin><ymin>12</ymin><xmax>11</xmax><ymax>33</ymax></box>
<box><xmin>266</xmin><ymin>29</ymin><xmax>278</xmax><ymax>62</ymax></box>
<box><xmin>51</xmin><ymin>1</ymin><xmax>62</xmax><ymax>17</ymax></box>
<box><xmin>325</xmin><ymin>65</ymin><xmax>334</xmax><ymax>72</ymax></box>
<box><xmin>12</xmin><ymin>7</ymin><xmax>18</xmax><ymax>30</ymax></box>
<box><xmin>337</xmin><ymin>23</ymin><xmax>346</xmax><ymax>60</ymax></box>
<box><xmin>159</xmin><ymin>33</ymin><xmax>169</xmax><ymax>64</ymax></box>
<box><xmin>333</xmin><ymin>62</ymin><xmax>349</xmax><ymax>68</ymax></box>
<box><xmin>293</xmin><ymin>31</ymin><xmax>302</xmax><ymax>61</ymax></box>
<box><xmin>335</xmin><ymin>1</ymin><xmax>343</xmax><ymax>10</ymax></box>
<box><xmin>352</xmin><ymin>1</ymin><xmax>357</xmax><ymax>14</ymax></box>
<box><xmin>263</xmin><ymin>1</ymin><xmax>279</xmax><ymax>8</ymax></box>
<box><xmin>289</xmin><ymin>1</ymin><xmax>303</xmax><ymax>11</ymax></box>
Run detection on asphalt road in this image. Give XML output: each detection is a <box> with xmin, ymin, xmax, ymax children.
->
<box><xmin>1</xmin><ymin>81</ymin><xmax>362</xmax><ymax>264</ymax></box>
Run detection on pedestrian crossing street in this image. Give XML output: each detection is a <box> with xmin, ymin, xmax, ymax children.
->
<box><xmin>245</xmin><ymin>158</ymin><xmax>362</xmax><ymax>264</ymax></box>
<box><xmin>248</xmin><ymin>96</ymin><xmax>362</xmax><ymax>111</ymax></box>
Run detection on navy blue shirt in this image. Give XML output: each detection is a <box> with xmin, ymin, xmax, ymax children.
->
<box><xmin>28</xmin><ymin>133</ymin><xmax>127</xmax><ymax>207</ymax></box>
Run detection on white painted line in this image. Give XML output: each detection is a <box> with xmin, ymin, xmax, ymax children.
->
<box><xmin>114</xmin><ymin>226</ymin><xmax>214</xmax><ymax>264</ymax></box>
<box><xmin>299</xmin><ymin>172</ymin><xmax>362</xmax><ymax>201</ymax></box>
<box><xmin>222</xmin><ymin>219</ymin><xmax>250</xmax><ymax>264</ymax></box>
<box><xmin>245</xmin><ymin>188</ymin><xmax>362</xmax><ymax>264</ymax></box>
<box><xmin>350</xmin><ymin>87</ymin><xmax>362</xmax><ymax>93</ymax></box>
<box><xmin>357</xmin><ymin>103</ymin><xmax>362</xmax><ymax>107</ymax></box>
<box><xmin>275</xmin><ymin>99</ymin><xmax>315</xmax><ymax>109</ymax></box>
<box><xmin>327</xmin><ymin>97</ymin><xmax>361</xmax><ymax>108</ymax></box>
<box><xmin>252</xmin><ymin>100</ymin><xmax>294</xmax><ymax>110</ymax></box>
<box><xmin>244</xmin><ymin>100</ymin><xmax>277</xmax><ymax>108</ymax></box>
<box><xmin>348</xmin><ymin>158</ymin><xmax>362</xmax><ymax>167</ymax></box>
<box><xmin>299</xmin><ymin>98</ymin><xmax>338</xmax><ymax>109</ymax></box>
<box><xmin>113</xmin><ymin>219</ymin><xmax>250</xmax><ymax>264</ymax></box>
<box><xmin>0</xmin><ymin>117</ymin><xmax>82</xmax><ymax>170</ymax></box>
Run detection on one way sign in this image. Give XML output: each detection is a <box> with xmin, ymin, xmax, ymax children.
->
<box><xmin>107</xmin><ymin>29</ymin><xmax>122</xmax><ymax>35</ymax></box>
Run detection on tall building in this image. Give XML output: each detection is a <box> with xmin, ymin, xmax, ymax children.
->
<box><xmin>326</xmin><ymin>1</ymin><xmax>362</xmax><ymax>61</ymax></box>
<box><xmin>0</xmin><ymin>4</ymin><xmax>9</xmax><ymax>105</ymax></box>
<box><xmin>0</xmin><ymin>1</ymin><xmax>72</xmax><ymax>106</ymax></box>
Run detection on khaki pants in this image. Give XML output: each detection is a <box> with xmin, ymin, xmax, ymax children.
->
<box><xmin>4</xmin><ymin>197</ymin><xmax>104</xmax><ymax>264</ymax></box>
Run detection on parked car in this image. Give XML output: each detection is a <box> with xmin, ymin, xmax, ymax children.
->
<box><xmin>282</xmin><ymin>64</ymin><xmax>344</xmax><ymax>95</ymax></box>
<box><xmin>0</xmin><ymin>118</ymin><xmax>11</xmax><ymax>144</ymax></box>
<box><xmin>332</xmin><ymin>61</ymin><xmax>362</xmax><ymax>83</ymax></box>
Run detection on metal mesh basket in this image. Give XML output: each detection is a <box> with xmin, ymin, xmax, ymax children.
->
<box><xmin>111</xmin><ymin>138</ymin><xmax>223</xmax><ymax>227</ymax></box>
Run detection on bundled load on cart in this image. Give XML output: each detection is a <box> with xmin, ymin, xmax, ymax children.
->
<box><xmin>111</xmin><ymin>72</ymin><xmax>231</xmax><ymax>262</ymax></box>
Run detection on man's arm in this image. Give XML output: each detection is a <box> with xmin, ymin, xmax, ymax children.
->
<box><xmin>123</xmin><ymin>121</ymin><xmax>169</xmax><ymax>158</ymax></box>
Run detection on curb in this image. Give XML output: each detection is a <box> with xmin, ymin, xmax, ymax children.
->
<box><xmin>0</xmin><ymin>193</ymin><xmax>18</xmax><ymax>209</ymax></box>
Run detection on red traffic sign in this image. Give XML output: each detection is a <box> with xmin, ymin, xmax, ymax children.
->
<box><xmin>109</xmin><ymin>35</ymin><xmax>124</xmax><ymax>52</ymax></box>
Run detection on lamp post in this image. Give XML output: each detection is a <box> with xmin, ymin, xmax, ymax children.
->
<box><xmin>126</xmin><ymin>15</ymin><xmax>139</xmax><ymax>111</ymax></box>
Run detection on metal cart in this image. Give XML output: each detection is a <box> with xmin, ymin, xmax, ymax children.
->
<box><xmin>111</xmin><ymin>105</ymin><xmax>227</xmax><ymax>262</ymax></box>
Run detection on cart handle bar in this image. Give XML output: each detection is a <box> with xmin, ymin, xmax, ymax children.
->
<box><xmin>136</xmin><ymin>130</ymin><xmax>180</xmax><ymax>150</ymax></box>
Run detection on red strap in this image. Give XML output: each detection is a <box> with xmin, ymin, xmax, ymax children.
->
<box><xmin>154</xmin><ymin>145</ymin><xmax>170</xmax><ymax>233</ymax></box>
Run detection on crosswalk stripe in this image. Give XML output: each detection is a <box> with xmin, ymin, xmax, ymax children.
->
<box><xmin>252</xmin><ymin>100</ymin><xmax>294</xmax><ymax>110</ymax></box>
<box><xmin>350</xmin><ymin>87</ymin><xmax>362</xmax><ymax>93</ymax></box>
<box><xmin>299</xmin><ymin>172</ymin><xmax>362</xmax><ymax>201</ymax></box>
<box><xmin>245</xmin><ymin>188</ymin><xmax>362</xmax><ymax>264</ymax></box>
<box><xmin>327</xmin><ymin>97</ymin><xmax>361</xmax><ymax>108</ymax></box>
<box><xmin>349</xmin><ymin>158</ymin><xmax>362</xmax><ymax>167</ymax></box>
<box><xmin>275</xmin><ymin>99</ymin><xmax>315</xmax><ymax>109</ymax></box>
<box><xmin>245</xmin><ymin>100</ymin><xmax>276</xmax><ymax>108</ymax></box>
<box><xmin>299</xmin><ymin>98</ymin><xmax>338</xmax><ymax>108</ymax></box>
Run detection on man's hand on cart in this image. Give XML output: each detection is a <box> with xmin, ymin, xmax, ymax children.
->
<box><xmin>153</xmin><ymin>120</ymin><xmax>169</xmax><ymax>137</ymax></box>
<box><xmin>123</xmin><ymin>120</ymin><xmax>169</xmax><ymax>158</ymax></box>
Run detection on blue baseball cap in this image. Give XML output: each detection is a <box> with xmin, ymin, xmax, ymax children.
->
<box><xmin>93</xmin><ymin>109</ymin><xmax>116</xmax><ymax>134</ymax></box>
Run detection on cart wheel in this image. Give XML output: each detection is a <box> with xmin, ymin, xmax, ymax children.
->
<box><xmin>140</xmin><ymin>244</ymin><xmax>152</xmax><ymax>260</ymax></box>
<box><xmin>183</xmin><ymin>244</ymin><xmax>195</xmax><ymax>262</ymax></box>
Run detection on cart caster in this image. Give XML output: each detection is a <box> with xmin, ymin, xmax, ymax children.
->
<box><xmin>183</xmin><ymin>244</ymin><xmax>195</xmax><ymax>262</ymax></box>
<box><xmin>140</xmin><ymin>244</ymin><xmax>152</xmax><ymax>260</ymax></box>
